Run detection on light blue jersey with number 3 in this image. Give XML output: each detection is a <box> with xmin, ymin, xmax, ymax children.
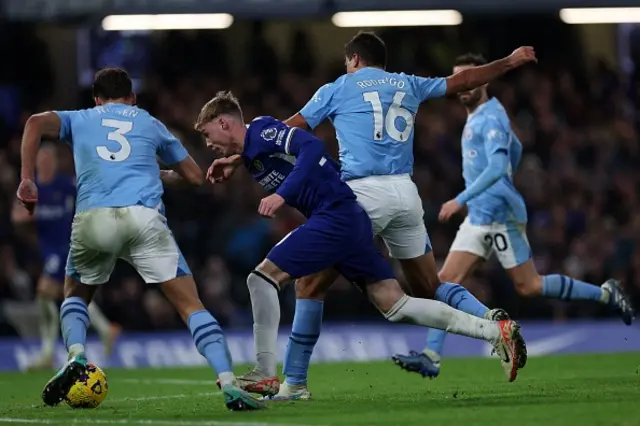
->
<box><xmin>299</xmin><ymin>67</ymin><xmax>447</xmax><ymax>181</ymax></box>
<box><xmin>55</xmin><ymin>103</ymin><xmax>188</xmax><ymax>213</ymax></box>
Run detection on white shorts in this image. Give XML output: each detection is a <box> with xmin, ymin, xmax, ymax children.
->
<box><xmin>65</xmin><ymin>205</ymin><xmax>191</xmax><ymax>285</ymax></box>
<box><xmin>347</xmin><ymin>174</ymin><xmax>429</xmax><ymax>259</ymax></box>
<box><xmin>449</xmin><ymin>217</ymin><xmax>532</xmax><ymax>269</ymax></box>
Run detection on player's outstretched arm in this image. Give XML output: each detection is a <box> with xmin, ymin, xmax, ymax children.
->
<box><xmin>162</xmin><ymin>156</ymin><xmax>204</xmax><ymax>188</ymax></box>
<box><xmin>445</xmin><ymin>47</ymin><xmax>537</xmax><ymax>95</ymax></box>
<box><xmin>18</xmin><ymin>112</ymin><xmax>62</xmax><ymax>214</ymax></box>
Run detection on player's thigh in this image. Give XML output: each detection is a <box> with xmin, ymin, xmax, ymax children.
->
<box><xmin>347</xmin><ymin>177</ymin><xmax>394</xmax><ymax>235</ymax></box>
<box><xmin>66</xmin><ymin>211</ymin><xmax>119</xmax><ymax>286</ymax></box>
<box><xmin>379</xmin><ymin>179</ymin><xmax>428</xmax><ymax>259</ymax></box>
<box><xmin>266</xmin><ymin>216</ymin><xmax>345</xmax><ymax>281</ymax></box>
<box><xmin>159</xmin><ymin>275</ymin><xmax>205</xmax><ymax>324</ymax></box>
<box><xmin>398</xmin><ymin>252</ymin><xmax>440</xmax><ymax>299</ymax></box>
<box><xmin>448</xmin><ymin>217</ymin><xmax>493</xmax><ymax>268</ymax></box>
<box><xmin>489</xmin><ymin>222</ymin><xmax>532</xmax><ymax>270</ymax></box>
<box><xmin>295</xmin><ymin>269</ymin><xmax>340</xmax><ymax>300</ymax></box>
<box><xmin>335</xmin><ymin>230</ymin><xmax>396</xmax><ymax>296</ymax></box>
<box><xmin>439</xmin><ymin>251</ymin><xmax>484</xmax><ymax>285</ymax></box>
<box><xmin>123</xmin><ymin>206</ymin><xmax>192</xmax><ymax>284</ymax></box>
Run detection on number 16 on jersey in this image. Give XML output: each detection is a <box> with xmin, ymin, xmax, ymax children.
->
<box><xmin>363</xmin><ymin>91</ymin><xmax>414</xmax><ymax>143</ymax></box>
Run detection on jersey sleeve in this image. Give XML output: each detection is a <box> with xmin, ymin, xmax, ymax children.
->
<box><xmin>455</xmin><ymin>117</ymin><xmax>510</xmax><ymax>206</ymax></box>
<box><xmin>154</xmin><ymin>119</ymin><xmax>189</xmax><ymax>166</ymax></box>
<box><xmin>53</xmin><ymin>111</ymin><xmax>75</xmax><ymax>142</ymax></box>
<box><xmin>298</xmin><ymin>82</ymin><xmax>339</xmax><ymax>129</ymax></box>
<box><xmin>407</xmin><ymin>75</ymin><xmax>447</xmax><ymax>101</ymax></box>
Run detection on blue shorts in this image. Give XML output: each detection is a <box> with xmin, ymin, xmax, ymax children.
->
<box><xmin>267</xmin><ymin>201</ymin><xmax>395</xmax><ymax>287</ymax></box>
<box><xmin>42</xmin><ymin>251</ymin><xmax>67</xmax><ymax>283</ymax></box>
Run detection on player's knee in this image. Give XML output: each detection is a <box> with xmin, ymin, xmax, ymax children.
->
<box><xmin>513</xmin><ymin>275</ymin><xmax>543</xmax><ymax>297</ymax></box>
<box><xmin>255</xmin><ymin>259</ymin><xmax>289</xmax><ymax>289</ymax></box>
<box><xmin>63</xmin><ymin>276</ymin><xmax>95</xmax><ymax>304</ymax></box>
<box><xmin>367</xmin><ymin>279</ymin><xmax>407</xmax><ymax>314</ymax></box>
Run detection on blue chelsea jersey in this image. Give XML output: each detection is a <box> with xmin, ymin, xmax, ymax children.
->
<box><xmin>55</xmin><ymin>103</ymin><xmax>189</xmax><ymax>213</ymax></box>
<box><xmin>243</xmin><ymin>116</ymin><xmax>357</xmax><ymax>218</ymax></box>
<box><xmin>35</xmin><ymin>174</ymin><xmax>75</xmax><ymax>252</ymax></box>
<box><xmin>461</xmin><ymin>98</ymin><xmax>527</xmax><ymax>225</ymax></box>
<box><xmin>299</xmin><ymin>67</ymin><xmax>447</xmax><ymax>181</ymax></box>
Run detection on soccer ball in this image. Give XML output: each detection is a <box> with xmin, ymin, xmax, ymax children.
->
<box><xmin>65</xmin><ymin>364</ymin><xmax>109</xmax><ymax>409</ymax></box>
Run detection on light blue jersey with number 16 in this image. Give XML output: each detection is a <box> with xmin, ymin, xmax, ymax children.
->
<box><xmin>299</xmin><ymin>67</ymin><xmax>447</xmax><ymax>181</ymax></box>
<box><xmin>55</xmin><ymin>103</ymin><xmax>188</xmax><ymax>213</ymax></box>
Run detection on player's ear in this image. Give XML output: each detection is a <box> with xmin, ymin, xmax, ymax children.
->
<box><xmin>94</xmin><ymin>97</ymin><xmax>103</xmax><ymax>106</ymax></box>
<box><xmin>131</xmin><ymin>92</ymin><xmax>137</xmax><ymax>106</ymax></box>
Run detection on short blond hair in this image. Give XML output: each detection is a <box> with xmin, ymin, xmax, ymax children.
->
<box><xmin>194</xmin><ymin>91</ymin><xmax>244</xmax><ymax>130</ymax></box>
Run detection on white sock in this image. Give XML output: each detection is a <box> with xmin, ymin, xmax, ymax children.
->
<box><xmin>37</xmin><ymin>296</ymin><xmax>59</xmax><ymax>358</ymax></box>
<box><xmin>385</xmin><ymin>295</ymin><xmax>500</xmax><ymax>343</ymax></box>
<box><xmin>247</xmin><ymin>271</ymin><xmax>281</xmax><ymax>377</ymax></box>
<box><xmin>218</xmin><ymin>371</ymin><xmax>235</xmax><ymax>387</ymax></box>
<box><xmin>68</xmin><ymin>343</ymin><xmax>85</xmax><ymax>358</ymax></box>
<box><xmin>88</xmin><ymin>302</ymin><xmax>111</xmax><ymax>339</ymax></box>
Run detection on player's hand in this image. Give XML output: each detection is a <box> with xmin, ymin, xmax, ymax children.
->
<box><xmin>258</xmin><ymin>194</ymin><xmax>285</xmax><ymax>218</ymax></box>
<box><xmin>206</xmin><ymin>156</ymin><xmax>239</xmax><ymax>184</ymax></box>
<box><xmin>438</xmin><ymin>199</ymin><xmax>463</xmax><ymax>223</ymax></box>
<box><xmin>508</xmin><ymin>46</ymin><xmax>537</xmax><ymax>68</ymax></box>
<box><xmin>16</xmin><ymin>179</ymin><xmax>38</xmax><ymax>215</ymax></box>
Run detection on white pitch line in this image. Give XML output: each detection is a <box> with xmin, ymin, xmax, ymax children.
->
<box><xmin>0</xmin><ymin>419</ymin><xmax>314</xmax><ymax>426</ymax></box>
<box><xmin>119</xmin><ymin>378</ymin><xmax>219</xmax><ymax>386</ymax></box>
<box><xmin>111</xmin><ymin>392</ymin><xmax>219</xmax><ymax>402</ymax></box>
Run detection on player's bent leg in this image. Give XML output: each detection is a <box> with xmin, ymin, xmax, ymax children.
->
<box><xmin>42</xmin><ymin>275</ymin><xmax>97</xmax><ymax>406</ymax></box>
<box><xmin>424</xmin><ymin>250</ymin><xmax>488</xmax><ymax>363</ymax></box>
<box><xmin>161</xmin><ymin>275</ymin><xmax>266</xmax><ymax>411</ymax></box>
<box><xmin>507</xmin><ymin>259</ymin><xmax>635</xmax><ymax>325</ymax></box>
<box><xmin>268</xmin><ymin>269</ymin><xmax>338</xmax><ymax>402</ymax></box>
<box><xmin>366</xmin><ymin>279</ymin><xmax>523</xmax><ymax>382</ymax></box>
<box><xmin>29</xmin><ymin>275</ymin><xmax>63</xmax><ymax>372</ymax></box>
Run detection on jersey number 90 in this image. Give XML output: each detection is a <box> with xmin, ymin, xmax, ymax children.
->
<box><xmin>98</xmin><ymin>119</ymin><xmax>133</xmax><ymax>162</ymax></box>
<box><xmin>363</xmin><ymin>91</ymin><xmax>414</xmax><ymax>143</ymax></box>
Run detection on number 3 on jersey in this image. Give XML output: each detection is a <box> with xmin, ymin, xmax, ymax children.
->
<box><xmin>98</xmin><ymin>118</ymin><xmax>132</xmax><ymax>162</ymax></box>
<box><xmin>363</xmin><ymin>91</ymin><xmax>414</xmax><ymax>142</ymax></box>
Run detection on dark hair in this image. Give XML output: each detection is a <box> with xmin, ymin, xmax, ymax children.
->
<box><xmin>195</xmin><ymin>91</ymin><xmax>244</xmax><ymax>129</ymax></box>
<box><xmin>92</xmin><ymin>68</ymin><xmax>133</xmax><ymax>100</ymax></box>
<box><xmin>454</xmin><ymin>53</ymin><xmax>488</xmax><ymax>67</ymax></box>
<box><xmin>344</xmin><ymin>31</ymin><xmax>387</xmax><ymax>68</ymax></box>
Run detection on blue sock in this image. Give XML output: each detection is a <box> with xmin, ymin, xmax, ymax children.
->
<box><xmin>426</xmin><ymin>329</ymin><xmax>447</xmax><ymax>356</ymax></box>
<box><xmin>60</xmin><ymin>297</ymin><xmax>90</xmax><ymax>351</ymax></box>
<box><xmin>541</xmin><ymin>274</ymin><xmax>604</xmax><ymax>302</ymax></box>
<box><xmin>283</xmin><ymin>299</ymin><xmax>323</xmax><ymax>386</ymax></box>
<box><xmin>435</xmin><ymin>282</ymin><xmax>489</xmax><ymax>317</ymax></box>
<box><xmin>425</xmin><ymin>283</ymin><xmax>489</xmax><ymax>356</ymax></box>
<box><xmin>188</xmin><ymin>310</ymin><xmax>232</xmax><ymax>375</ymax></box>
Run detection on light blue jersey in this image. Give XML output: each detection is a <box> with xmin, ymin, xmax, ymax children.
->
<box><xmin>299</xmin><ymin>67</ymin><xmax>447</xmax><ymax>181</ymax></box>
<box><xmin>455</xmin><ymin>98</ymin><xmax>527</xmax><ymax>225</ymax></box>
<box><xmin>55</xmin><ymin>104</ymin><xmax>188</xmax><ymax>213</ymax></box>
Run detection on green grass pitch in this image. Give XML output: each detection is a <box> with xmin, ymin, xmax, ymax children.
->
<box><xmin>0</xmin><ymin>353</ymin><xmax>639</xmax><ymax>425</ymax></box>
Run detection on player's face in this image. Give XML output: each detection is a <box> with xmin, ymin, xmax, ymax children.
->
<box><xmin>200</xmin><ymin>119</ymin><xmax>235</xmax><ymax>156</ymax></box>
<box><xmin>453</xmin><ymin>64</ymin><xmax>487</xmax><ymax>107</ymax></box>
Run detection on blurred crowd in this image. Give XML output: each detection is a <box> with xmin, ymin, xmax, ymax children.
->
<box><xmin>0</xmin><ymin>22</ymin><xmax>639</xmax><ymax>335</ymax></box>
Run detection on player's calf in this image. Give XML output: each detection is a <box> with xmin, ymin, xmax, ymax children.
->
<box><xmin>368</xmin><ymin>279</ymin><xmax>525</xmax><ymax>381</ymax></box>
